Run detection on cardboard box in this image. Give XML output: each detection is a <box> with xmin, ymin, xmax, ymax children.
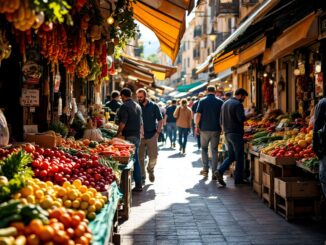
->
<box><xmin>274</xmin><ymin>177</ymin><xmax>321</xmax><ymax>198</ymax></box>
<box><xmin>25</xmin><ymin>133</ymin><xmax>56</xmax><ymax>148</ymax></box>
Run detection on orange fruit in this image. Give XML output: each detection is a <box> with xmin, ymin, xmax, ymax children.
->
<box><xmin>29</xmin><ymin>219</ymin><xmax>44</xmax><ymax>236</ymax></box>
<box><xmin>72</xmin><ymin>200</ymin><xmax>80</xmax><ymax>209</ymax></box>
<box><xmin>75</xmin><ymin>210</ymin><xmax>86</xmax><ymax>220</ymax></box>
<box><xmin>63</xmin><ymin>181</ymin><xmax>71</xmax><ymax>188</ymax></box>
<box><xmin>21</xmin><ymin>186</ymin><xmax>34</xmax><ymax>197</ymax></box>
<box><xmin>87</xmin><ymin>205</ymin><xmax>96</xmax><ymax>213</ymax></box>
<box><xmin>27</xmin><ymin>234</ymin><xmax>40</xmax><ymax>245</ymax></box>
<box><xmin>57</xmin><ymin>187</ymin><xmax>67</xmax><ymax>197</ymax></box>
<box><xmin>53</xmin><ymin>230</ymin><xmax>69</xmax><ymax>244</ymax></box>
<box><xmin>80</xmin><ymin>201</ymin><xmax>89</xmax><ymax>210</ymax></box>
<box><xmin>66</xmin><ymin>227</ymin><xmax>75</xmax><ymax>238</ymax></box>
<box><xmin>49</xmin><ymin>209</ymin><xmax>63</xmax><ymax>220</ymax></box>
<box><xmin>64</xmin><ymin>200</ymin><xmax>72</xmax><ymax>208</ymax></box>
<box><xmin>35</xmin><ymin>189</ymin><xmax>44</xmax><ymax>199</ymax></box>
<box><xmin>27</xmin><ymin>195</ymin><xmax>36</xmax><ymax>204</ymax></box>
<box><xmin>81</xmin><ymin>193</ymin><xmax>90</xmax><ymax>202</ymax></box>
<box><xmin>59</xmin><ymin>213</ymin><xmax>71</xmax><ymax>228</ymax></box>
<box><xmin>78</xmin><ymin>185</ymin><xmax>88</xmax><ymax>193</ymax></box>
<box><xmin>74</xmin><ymin>224</ymin><xmax>86</xmax><ymax>237</ymax></box>
<box><xmin>75</xmin><ymin>236</ymin><xmax>88</xmax><ymax>245</ymax></box>
<box><xmin>84</xmin><ymin>232</ymin><xmax>92</xmax><ymax>243</ymax></box>
<box><xmin>39</xmin><ymin>225</ymin><xmax>54</xmax><ymax>242</ymax></box>
<box><xmin>88</xmin><ymin>198</ymin><xmax>96</xmax><ymax>205</ymax></box>
<box><xmin>88</xmin><ymin>188</ymin><xmax>97</xmax><ymax>197</ymax></box>
<box><xmin>10</xmin><ymin>221</ymin><xmax>25</xmax><ymax>232</ymax></box>
<box><xmin>70</xmin><ymin>215</ymin><xmax>81</xmax><ymax>228</ymax></box>
<box><xmin>87</xmin><ymin>212</ymin><xmax>96</xmax><ymax>221</ymax></box>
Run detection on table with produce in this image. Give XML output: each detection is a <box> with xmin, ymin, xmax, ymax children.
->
<box><xmin>0</xmin><ymin>133</ymin><xmax>134</xmax><ymax>245</ymax></box>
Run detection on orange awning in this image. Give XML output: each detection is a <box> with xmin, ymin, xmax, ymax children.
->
<box><xmin>133</xmin><ymin>0</ymin><xmax>193</xmax><ymax>62</ymax></box>
<box><xmin>121</xmin><ymin>62</ymin><xmax>154</xmax><ymax>84</ymax></box>
<box><xmin>238</xmin><ymin>37</ymin><xmax>266</xmax><ymax>65</ymax></box>
<box><xmin>122</xmin><ymin>54</ymin><xmax>177</xmax><ymax>80</ymax></box>
<box><xmin>269</xmin><ymin>13</ymin><xmax>318</xmax><ymax>61</ymax></box>
<box><xmin>213</xmin><ymin>52</ymin><xmax>239</xmax><ymax>74</ymax></box>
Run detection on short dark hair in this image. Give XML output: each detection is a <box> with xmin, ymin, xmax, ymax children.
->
<box><xmin>136</xmin><ymin>88</ymin><xmax>147</xmax><ymax>97</ymax></box>
<box><xmin>111</xmin><ymin>90</ymin><xmax>120</xmax><ymax>99</ymax></box>
<box><xmin>225</xmin><ymin>92</ymin><xmax>233</xmax><ymax>97</ymax></box>
<box><xmin>235</xmin><ymin>88</ymin><xmax>248</xmax><ymax>96</ymax></box>
<box><xmin>172</xmin><ymin>99</ymin><xmax>177</xmax><ymax>104</ymax></box>
<box><xmin>207</xmin><ymin>85</ymin><xmax>216</xmax><ymax>93</ymax></box>
<box><xmin>120</xmin><ymin>88</ymin><xmax>132</xmax><ymax>98</ymax></box>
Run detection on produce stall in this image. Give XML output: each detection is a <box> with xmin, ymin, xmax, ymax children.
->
<box><xmin>0</xmin><ymin>131</ymin><xmax>136</xmax><ymax>244</ymax></box>
<box><xmin>243</xmin><ymin>110</ymin><xmax>323</xmax><ymax>220</ymax></box>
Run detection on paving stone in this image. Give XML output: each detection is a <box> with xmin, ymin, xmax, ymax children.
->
<box><xmin>119</xmin><ymin>137</ymin><xmax>326</xmax><ymax>244</ymax></box>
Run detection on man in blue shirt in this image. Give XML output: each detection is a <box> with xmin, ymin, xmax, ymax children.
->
<box><xmin>137</xmin><ymin>88</ymin><xmax>163</xmax><ymax>183</ymax></box>
<box><xmin>195</xmin><ymin>86</ymin><xmax>223</xmax><ymax>179</ymax></box>
<box><xmin>116</xmin><ymin>88</ymin><xmax>143</xmax><ymax>192</ymax></box>
<box><xmin>164</xmin><ymin>99</ymin><xmax>177</xmax><ymax>148</ymax></box>
<box><xmin>216</xmin><ymin>88</ymin><xmax>248</xmax><ymax>186</ymax></box>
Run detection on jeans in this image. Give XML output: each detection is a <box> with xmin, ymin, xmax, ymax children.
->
<box><xmin>178</xmin><ymin>127</ymin><xmax>190</xmax><ymax>150</ymax></box>
<box><xmin>125</xmin><ymin>136</ymin><xmax>142</xmax><ymax>188</ymax></box>
<box><xmin>166</xmin><ymin>122</ymin><xmax>177</xmax><ymax>144</ymax></box>
<box><xmin>200</xmin><ymin>131</ymin><xmax>221</xmax><ymax>173</ymax></box>
<box><xmin>139</xmin><ymin>134</ymin><xmax>158</xmax><ymax>179</ymax></box>
<box><xmin>320</xmin><ymin>156</ymin><xmax>326</xmax><ymax>197</ymax></box>
<box><xmin>218</xmin><ymin>133</ymin><xmax>244</xmax><ymax>183</ymax></box>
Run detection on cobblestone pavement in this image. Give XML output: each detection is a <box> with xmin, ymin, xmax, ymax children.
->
<box><xmin>119</xmin><ymin>137</ymin><xmax>326</xmax><ymax>245</ymax></box>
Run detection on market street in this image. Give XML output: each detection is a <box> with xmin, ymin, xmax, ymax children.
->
<box><xmin>120</xmin><ymin>137</ymin><xmax>326</xmax><ymax>245</ymax></box>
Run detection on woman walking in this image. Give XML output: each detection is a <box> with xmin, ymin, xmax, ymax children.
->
<box><xmin>174</xmin><ymin>99</ymin><xmax>192</xmax><ymax>154</ymax></box>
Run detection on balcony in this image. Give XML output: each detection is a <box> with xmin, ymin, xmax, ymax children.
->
<box><xmin>241</xmin><ymin>0</ymin><xmax>258</xmax><ymax>6</ymax></box>
<box><xmin>216</xmin><ymin>0</ymin><xmax>239</xmax><ymax>16</ymax></box>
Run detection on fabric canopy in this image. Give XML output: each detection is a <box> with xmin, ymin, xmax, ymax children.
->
<box><xmin>268</xmin><ymin>13</ymin><xmax>318</xmax><ymax>61</ymax></box>
<box><xmin>121</xmin><ymin>60</ymin><xmax>154</xmax><ymax>84</ymax></box>
<box><xmin>133</xmin><ymin>0</ymin><xmax>194</xmax><ymax>62</ymax></box>
<box><xmin>177</xmin><ymin>81</ymin><xmax>203</xmax><ymax>92</ymax></box>
<box><xmin>122</xmin><ymin>54</ymin><xmax>177</xmax><ymax>80</ymax></box>
<box><xmin>210</xmin><ymin>68</ymin><xmax>233</xmax><ymax>84</ymax></box>
<box><xmin>196</xmin><ymin>0</ymin><xmax>279</xmax><ymax>74</ymax></box>
<box><xmin>213</xmin><ymin>52</ymin><xmax>239</xmax><ymax>74</ymax></box>
<box><xmin>238</xmin><ymin>37</ymin><xmax>266</xmax><ymax>65</ymax></box>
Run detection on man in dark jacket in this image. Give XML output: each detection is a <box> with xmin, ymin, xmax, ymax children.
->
<box><xmin>313</xmin><ymin>98</ymin><xmax>326</xmax><ymax>197</ymax></box>
<box><xmin>106</xmin><ymin>90</ymin><xmax>122</xmax><ymax>121</ymax></box>
<box><xmin>117</xmin><ymin>88</ymin><xmax>143</xmax><ymax>192</ymax></box>
<box><xmin>216</xmin><ymin>88</ymin><xmax>248</xmax><ymax>186</ymax></box>
<box><xmin>165</xmin><ymin>99</ymin><xmax>177</xmax><ymax>148</ymax></box>
<box><xmin>195</xmin><ymin>86</ymin><xmax>223</xmax><ymax>179</ymax></box>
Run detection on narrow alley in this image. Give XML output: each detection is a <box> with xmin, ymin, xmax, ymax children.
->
<box><xmin>120</xmin><ymin>138</ymin><xmax>326</xmax><ymax>245</ymax></box>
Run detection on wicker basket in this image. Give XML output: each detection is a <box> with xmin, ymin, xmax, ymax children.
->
<box><xmin>111</xmin><ymin>155</ymin><xmax>130</xmax><ymax>164</ymax></box>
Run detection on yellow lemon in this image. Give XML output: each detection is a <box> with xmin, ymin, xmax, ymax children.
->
<box><xmin>57</xmin><ymin>187</ymin><xmax>67</xmax><ymax>197</ymax></box>
<box><xmin>80</xmin><ymin>201</ymin><xmax>89</xmax><ymax>210</ymax></box>
<box><xmin>63</xmin><ymin>200</ymin><xmax>72</xmax><ymax>208</ymax></box>
<box><xmin>81</xmin><ymin>193</ymin><xmax>90</xmax><ymax>202</ymax></box>
<box><xmin>72</xmin><ymin>200</ymin><xmax>80</xmax><ymax>209</ymax></box>
<box><xmin>73</xmin><ymin>179</ymin><xmax>82</xmax><ymax>188</ymax></box>
<box><xmin>68</xmin><ymin>190</ymin><xmax>78</xmax><ymax>200</ymax></box>
<box><xmin>78</xmin><ymin>185</ymin><xmax>88</xmax><ymax>194</ymax></box>
<box><xmin>27</xmin><ymin>195</ymin><xmax>36</xmax><ymax>204</ymax></box>
<box><xmin>35</xmin><ymin>190</ymin><xmax>44</xmax><ymax>200</ymax></box>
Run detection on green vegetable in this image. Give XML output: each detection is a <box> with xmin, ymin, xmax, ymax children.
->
<box><xmin>49</xmin><ymin>121</ymin><xmax>68</xmax><ymax>137</ymax></box>
<box><xmin>89</xmin><ymin>141</ymin><xmax>98</xmax><ymax>148</ymax></box>
<box><xmin>252</xmin><ymin>136</ymin><xmax>283</xmax><ymax>146</ymax></box>
<box><xmin>253</xmin><ymin>131</ymin><xmax>269</xmax><ymax>139</ymax></box>
<box><xmin>0</xmin><ymin>200</ymin><xmax>21</xmax><ymax>219</ymax></box>
<box><xmin>0</xmin><ymin>214</ymin><xmax>22</xmax><ymax>228</ymax></box>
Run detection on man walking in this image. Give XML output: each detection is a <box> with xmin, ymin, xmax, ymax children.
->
<box><xmin>313</xmin><ymin>97</ymin><xmax>326</xmax><ymax>197</ymax></box>
<box><xmin>137</xmin><ymin>88</ymin><xmax>163</xmax><ymax>183</ymax></box>
<box><xmin>165</xmin><ymin>99</ymin><xmax>177</xmax><ymax>148</ymax></box>
<box><xmin>195</xmin><ymin>86</ymin><xmax>223</xmax><ymax>179</ymax></box>
<box><xmin>216</xmin><ymin>88</ymin><xmax>249</xmax><ymax>186</ymax></box>
<box><xmin>116</xmin><ymin>88</ymin><xmax>143</xmax><ymax>192</ymax></box>
<box><xmin>106</xmin><ymin>90</ymin><xmax>122</xmax><ymax>121</ymax></box>
<box><xmin>192</xmin><ymin>92</ymin><xmax>204</xmax><ymax>149</ymax></box>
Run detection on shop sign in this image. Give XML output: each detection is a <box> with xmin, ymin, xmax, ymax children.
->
<box><xmin>21</xmin><ymin>89</ymin><xmax>40</xmax><ymax>107</ymax></box>
<box><xmin>22</xmin><ymin>61</ymin><xmax>42</xmax><ymax>85</ymax></box>
<box><xmin>319</xmin><ymin>13</ymin><xmax>326</xmax><ymax>39</ymax></box>
<box><xmin>315</xmin><ymin>72</ymin><xmax>324</xmax><ymax>97</ymax></box>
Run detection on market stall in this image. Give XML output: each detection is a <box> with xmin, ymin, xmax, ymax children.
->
<box><xmin>243</xmin><ymin>109</ymin><xmax>323</xmax><ymax>220</ymax></box>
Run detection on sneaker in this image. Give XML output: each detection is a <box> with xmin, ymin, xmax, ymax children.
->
<box><xmin>200</xmin><ymin>169</ymin><xmax>208</xmax><ymax>177</ymax></box>
<box><xmin>149</xmin><ymin>172</ymin><xmax>155</xmax><ymax>182</ymax></box>
<box><xmin>215</xmin><ymin>171</ymin><xmax>226</xmax><ymax>186</ymax></box>
<box><xmin>132</xmin><ymin>186</ymin><xmax>143</xmax><ymax>192</ymax></box>
<box><xmin>212</xmin><ymin>173</ymin><xmax>217</xmax><ymax>181</ymax></box>
<box><xmin>182</xmin><ymin>148</ymin><xmax>185</xmax><ymax>154</ymax></box>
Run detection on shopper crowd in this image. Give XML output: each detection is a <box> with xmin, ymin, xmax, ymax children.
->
<box><xmin>102</xmin><ymin>86</ymin><xmax>326</xmax><ymax>198</ymax></box>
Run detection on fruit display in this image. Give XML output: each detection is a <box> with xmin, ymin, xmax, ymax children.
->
<box><xmin>297</xmin><ymin>157</ymin><xmax>319</xmax><ymax>172</ymax></box>
<box><xmin>6</xmin><ymin>208</ymin><xmax>92</xmax><ymax>245</ymax></box>
<box><xmin>13</xmin><ymin>178</ymin><xmax>107</xmax><ymax>220</ymax></box>
<box><xmin>29</xmin><ymin>146</ymin><xmax>116</xmax><ymax>192</ymax></box>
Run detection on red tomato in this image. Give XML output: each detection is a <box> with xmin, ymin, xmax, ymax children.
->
<box><xmin>40</xmin><ymin>170</ymin><xmax>48</xmax><ymax>178</ymax></box>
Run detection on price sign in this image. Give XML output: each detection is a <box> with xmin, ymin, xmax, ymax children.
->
<box><xmin>21</xmin><ymin>89</ymin><xmax>40</xmax><ymax>107</ymax></box>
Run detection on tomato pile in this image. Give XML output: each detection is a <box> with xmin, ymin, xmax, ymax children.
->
<box><xmin>268</xmin><ymin>144</ymin><xmax>315</xmax><ymax>158</ymax></box>
<box><xmin>28</xmin><ymin>146</ymin><xmax>116</xmax><ymax>192</ymax></box>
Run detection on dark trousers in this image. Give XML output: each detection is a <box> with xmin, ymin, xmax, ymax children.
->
<box><xmin>178</xmin><ymin>127</ymin><xmax>190</xmax><ymax>150</ymax></box>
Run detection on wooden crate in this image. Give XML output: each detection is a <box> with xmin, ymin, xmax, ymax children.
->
<box><xmin>274</xmin><ymin>193</ymin><xmax>321</xmax><ymax>220</ymax></box>
<box><xmin>253</xmin><ymin>181</ymin><xmax>262</xmax><ymax>198</ymax></box>
<box><xmin>274</xmin><ymin>177</ymin><xmax>321</xmax><ymax>199</ymax></box>
<box><xmin>254</xmin><ymin>157</ymin><xmax>263</xmax><ymax>184</ymax></box>
<box><xmin>119</xmin><ymin>167</ymin><xmax>132</xmax><ymax>220</ymax></box>
<box><xmin>260</xmin><ymin>153</ymin><xmax>298</xmax><ymax>166</ymax></box>
<box><xmin>262</xmin><ymin>172</ymin><xmax>273</xmax><ymax>208</ymax></box>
